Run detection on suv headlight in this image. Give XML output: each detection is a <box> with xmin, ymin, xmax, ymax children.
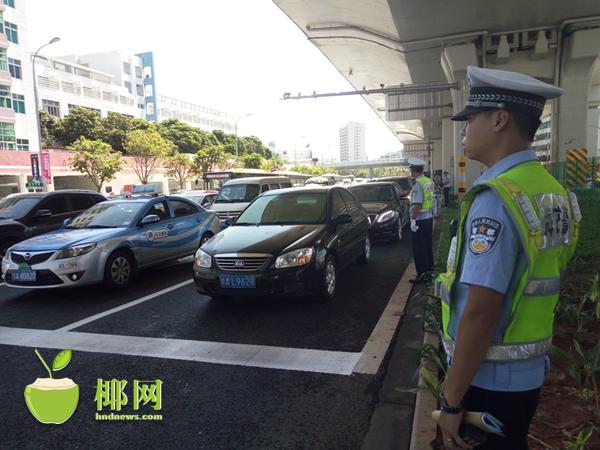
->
<box><xmin>56</xmin><ymin>243</ymin><xmax>97</xmax><ymax>260</ymax></box>
<box><xmin>194</xmin><ymin>249</ymin><xmax>212</xmax><ymax>268</ymax></box>
<box><xmin>376</xmin><ymin>210</ymin><xmax>396</xmax><ymax>223</ymax></box>
<box><xmin>275</xmin><ymin>248</ymin><xmax>314</xmax><ymax>269</ymax></box>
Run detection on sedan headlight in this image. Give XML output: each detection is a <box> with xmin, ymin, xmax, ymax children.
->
<box><xmin>194</xmin><ymin>249</ymin><xmax>212</xmax><ymax>268</ymax></box>
<box><xmin>56</xmin><ymin>243</ymin><xmax>97</xmax><ymax>260</ymax></box>
<box><xmin>376</xmin><ymin>210</ymin><xmax>396</xmax><ymax>223</ymax></box>
<box><xmin>275</xmin><ymin>248</ymin><xmax>314</xmax><ymax>269</ymax></box>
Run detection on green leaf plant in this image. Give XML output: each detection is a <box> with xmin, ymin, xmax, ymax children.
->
<box><xmin>34</xmin><ymin>349</ymin><xmax>72</xmax><ymax>379</ymax></box>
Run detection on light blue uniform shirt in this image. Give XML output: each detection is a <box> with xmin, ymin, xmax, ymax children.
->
<box><xmin>450</xmin><ymin>149</ymin><xmax>547</xmax><ymax>392</ymax></box>
<box><xmin>411</xmin><ymin>175</ymin><xmax>433</xmax><ymax>220</ymax></box>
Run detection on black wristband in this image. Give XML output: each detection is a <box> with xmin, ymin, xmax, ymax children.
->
<box><xmin>441</xmin><ymin>395</ymin><xmax>463</xmax><ymax>414</ymax></box>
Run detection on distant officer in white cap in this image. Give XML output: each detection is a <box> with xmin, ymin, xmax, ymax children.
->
<box><xmin>436</xmin><ymin>66</ymin><xmax>579</xmax><ymax>450</ymax></box>
<box><xmin>408</xmin><ymin>157</ymin><xmax>435</xmax><ymax>283</ymax></box>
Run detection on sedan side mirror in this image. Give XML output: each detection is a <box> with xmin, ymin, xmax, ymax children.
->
<box><xmin>140</xmin><ymin>214</ymin><xmax>160</xmax><ymax>226</ymax></box>
<box><xmin>33</xmin><ymin>209</ymin><xmax>52</xmax><ymax>220</ymax></box>
<box><xmin>63</xmin><ymin>218</ymin><xmax>72</xmax><ymax>227</ymax></box>
<box><xmin>335</xmin><ymin>214</ymin><xmax>352</xmax><ymax>225</ymax></box>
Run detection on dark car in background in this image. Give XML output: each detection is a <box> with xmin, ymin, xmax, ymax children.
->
<box><xmin>0</xmin><ymin>190</ymin><xmax>106</xmax><ymax>257</ymax></box>
<box><xmin>370</xmin><ymin>176</ymin><xmax>413</xmax><ymax>198</ymax></box>
<box><xmin>349</xmin><ymin>182</ymin><xmax>410</xmax><ymax>243</ymax></box>
<box><xmin>193</xmin><ymin>186</ymin><xmax>370</xmax><ymax>302</ymax></box>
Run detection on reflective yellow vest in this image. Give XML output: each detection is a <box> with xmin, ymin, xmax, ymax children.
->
<box><xmin>435</xmin><ymin>161</ymin><xmax>580</xmax><ymax>362</ymax></box>
<box><xmin>416</xmin><ymin>176</ymin><xmax>434</xmax><ymax>211</ymax></box>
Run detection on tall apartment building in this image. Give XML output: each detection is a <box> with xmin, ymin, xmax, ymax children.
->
<box><xmin>1</xmin><ymin>0</ymin><xmax>38</xmax><ymax>152</ymax></box>
<box><xmin>339</xmin><ymin>121</ymin><xmax>366</xmax><ymax>162</ymax></box>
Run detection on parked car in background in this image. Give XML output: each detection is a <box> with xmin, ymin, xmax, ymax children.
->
<box><xmin>193</xmin><ymin>186</ymin><xmax>370</xmax><ymax>302</ymax></box>
<box><xmin>0</xmin><ymin>190</ymin><xmax>106</xmax><ymax>258</ymax></box>
<box><xmin>174</xmin><ymin>190</ymin><xmax>218</xmax><ymax>208</ymax></box>
<box><xmin>349</xmin><ymin>182</ymin><xmax>410</xmax><ymax>242</ymax></box>
<box><xmin>370</xmin><ymin>175</ymin><xmax>413</xmax><ymax>198</ymax></box>
<box><xmin>209</xmin><ymin>176</ymin><xmax>292</xmax><ymax>227</ymax></box>
<box><xmin>2</xmin><ymin>195</ymin><xmax>220</xmax><ymax>289</ymax></box>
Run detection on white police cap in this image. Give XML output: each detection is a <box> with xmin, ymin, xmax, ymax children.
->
<box><xmin>408</xmin><ymin>157</ymin><xmax>426</xmax><ymax>168</ymax></box>
<box><xmin>451</xmin><ymin>66</ymin><xmax>563</xmax><ymax>121</ymax></box>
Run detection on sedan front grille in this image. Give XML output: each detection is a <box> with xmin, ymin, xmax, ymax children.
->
<box><xmin>11</xmin><ymin>251</ymin><xmax>55</xmax><ymax>265</ymax></box>
<box><xmin>368</xmin><ymin>214</ymin><xmax>378</xmax><ymax>224</ymax></box>
<box><xmin>216</xmin><ymin>211</ymin><xmax>241</xmax><ymax>221</ymax></box>
<box><xmin>215</xmin><ymin>255</ymin><xmax>271</xmax><ymax>272</ymax></box>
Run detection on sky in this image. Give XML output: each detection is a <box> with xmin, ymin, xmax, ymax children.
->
<box><xmin>26</xmin><ymin>0</ymin><xmax>403</xmax><ymax>161</ymax></box>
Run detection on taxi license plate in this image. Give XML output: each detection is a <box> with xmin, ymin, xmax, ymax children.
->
<box><xmin>14</xmin><ymin>270</ymin><xmax>36</xmax><ymax>282</ymax></box>
<box><xmin>220</xmin><ymin>275</ymin><xmax>256</xmax><ymax>289</ymax></box>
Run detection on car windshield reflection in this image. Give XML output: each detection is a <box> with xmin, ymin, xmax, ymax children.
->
<box><xmin>0</xmin><ymin>196</ymin><xmax>40</xmax><ymax>219</ymax></box>
<box><xmin>66</xmin><ymin>202</ymin><xmax>145</xmax><ymax>229</ymax></box>
<box><xmin>235</xmin><ymin>192</ymin><xmax>327</xmax><ymax>225</ymax></box>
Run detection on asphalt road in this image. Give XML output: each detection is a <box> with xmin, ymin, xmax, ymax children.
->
<box><xmin>0</xmin><ymin>236</ymin><xmax>414</xmax><ymax>450</ymax></box>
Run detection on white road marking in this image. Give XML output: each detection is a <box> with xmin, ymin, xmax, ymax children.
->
<box><xmin>352</xmin><ymin>262</ymin><xmax>416</xmax><ymax>374</ymax></box>
<box><xmin>0</xmin><ymin>282</ymin><xmax>5</xmax><ymax>287</ymax></box>
<box><xmin>0</xmin><ymin>326</ymin><xmax>362</xmax><ymax>375</ymax></box>
<box><xmin>56</xmin><ymin>279</ymin><xmax>193</xmax><ymax>332</ymax></box>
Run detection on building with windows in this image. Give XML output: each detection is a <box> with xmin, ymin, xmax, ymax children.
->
<box><xmin>157</xmin><ymin>94</ymin><xmax>234</xmax><ymax>133</ymax></box>
<box><xmin>339</xmin><ymin>121</ymin><xmax>366</xmax><ymax>162</ymax></box>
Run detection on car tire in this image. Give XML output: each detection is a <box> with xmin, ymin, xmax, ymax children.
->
<box><xmin>317</xmin><ymin>255</ymin><xmax>337</xmax><ymax>302</ymax></box>
<box><xmin>199</xmin><ymin>232</ymin><xmax>214</xmax><ymax>248</ymax></box>
<box><xmin>391</xmin><ymin>221</ymin><xmax>402</xmax><ymax>243</ymax></box>
<box><xmin>357</xmin><ymin>235</ymin><xmax>371</xmax><ymax>265</ymax></box>
<box><xmin>104</xmin><ymin>250</ymin><xmax>134</xmax><ymax>289</ymax></box>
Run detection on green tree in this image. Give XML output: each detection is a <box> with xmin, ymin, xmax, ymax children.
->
<box><xmin>165</xmin><ymin>153</ymin><xmax>193</xmax><ymax>190</ymax></box>
<box><xmin>124</xmin><ymin>129</ymin><xmax>173</xmax><ymax>184</ymax></box>
<box><xmin>99</xmin><ymin>112</ymin><xmax>132</xmax><ymax>152</ymax></box>
<box><xmin>39</xmin><ymin>110</ymin><xmax>60</xmax><ymax>147</ymax></box>
<box><xmin>239</xmin><ymin>135</ymin><xmax>269</xmax><ymax>157</ymax></box>
<box><xmin>240</xmin><ymin>153</ymin><xmax>265</xmax><ymax>169</ymax></box>
<box><xmin>158</xmin><ymin>119</ymin><xmax>217</xmax><ymax>154</ymax></box>
<box><xmin>67</xmin><ymin>137</ymin><xmax>123</xmax><ymax>192</ymax></box>
<box><xmin>291</xmin><ymin>165</ymin><xmax>326</xmax><ymax>176</ymax></box>
<box><xmin>55</xmin><ymin>107</ymin><xmax>102</xmax><ymax>146</ymax></box>
<box><xmin>130</xmin><ymin>118</ymin><xmax>158</xmax><ymax>132</ymax></box>
<box><xmin>193</xmin><ymin>144</ymin><xmax>227</xmax><ymax>175</ymax></box>
<box><xmin>261</xmin><ymin>156</ymin><xmax>284</xmax><ymax>172</ymax></box>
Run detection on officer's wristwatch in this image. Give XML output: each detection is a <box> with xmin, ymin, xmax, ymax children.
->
<box><xmin>440</xmin><ymin>395</ymin><xmax>463</xmax><ymax>414</ymax></box>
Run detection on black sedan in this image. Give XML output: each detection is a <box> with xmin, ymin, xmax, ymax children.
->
<box><xmin>349</xmin><ymin>182</ymin><xmax>410</xmax><ymax>243</ymax></box>
<box><xmin>193</xmin><ymin>186</ymin><xmax>370</xmax><ymax>301</ymax></box>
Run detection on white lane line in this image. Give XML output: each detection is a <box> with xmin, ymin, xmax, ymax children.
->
<box><xmin>352</xmin><ymin>262</ymin><xmax>417</xmax><ymax>374</ymax></box>
<box><xmin>0</xmin><ymin>282</ymin><xmax>5</xmax><ymax>287</ymax></box>
<box><xmin>0</xmin><ymin>326</ymin><xmax>362</xmax><ymax>376</ymax></box>
<box><xmin>56</xmin><ymin>279</ymin><xmax>193</xmax><ymax>332</ymax></box>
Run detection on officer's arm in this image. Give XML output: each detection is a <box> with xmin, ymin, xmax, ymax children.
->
<box><xmin>443</xmin><ymin>285</ymin><xmax>503</xmax><ymax>406</ymax></box>
<box><xmin>411</xmin><ymin>182</ymin><xmax>423</xmax><ymax>220</ymax></box>
<box><xmin>411</xmin><ymin>203</ymin><xmax>422</xmax><ymax>220</ymax></box>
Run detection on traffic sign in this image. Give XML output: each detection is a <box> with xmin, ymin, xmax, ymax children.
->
<box><xmin>26</xmin><ymin>181</ymin><xmax>44</xmax><ymax>189</ymax></box>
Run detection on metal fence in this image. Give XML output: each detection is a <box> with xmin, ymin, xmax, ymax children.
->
<box><xmin>547</xmin><ymin>157</ymin><xmax>600</xmax><ymax>190</ymax></box>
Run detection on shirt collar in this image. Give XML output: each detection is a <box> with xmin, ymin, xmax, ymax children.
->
<box><xmin>474</xmin><ymin>149</ymin><xmax>538</xmax><ymax>185</ymax></box>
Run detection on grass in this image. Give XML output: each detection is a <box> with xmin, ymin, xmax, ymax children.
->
<box><xmin>570</xmin><ymin>188</ymin><xmax>600</xmax><ymax>261</ymax></box>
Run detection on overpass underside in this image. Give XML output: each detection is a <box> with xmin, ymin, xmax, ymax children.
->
<box><xmin>273</xmin><ymin>0</ymin><xmax>600</xmax><ymax>189</ymax></box>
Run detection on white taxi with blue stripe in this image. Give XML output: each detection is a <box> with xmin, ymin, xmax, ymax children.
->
<box><xmin>1</xmin><ymin>196</ymin><xmax>220</xmax><ymax>289</ymax></box>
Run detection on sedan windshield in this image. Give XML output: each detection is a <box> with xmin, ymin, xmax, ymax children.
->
<box><xmin>0</xmin><ymin>196</ymin><xmax>40</xmax><ymax>219</ymax></box>
<box><xmin>350</xmin><ymin>186</ymin><xmax>394</xmax><ymax>203</ymax></box>
<box><xmin>236</xmin><ymin>192</ymin><xmax>326</xmax><ymax>225</ymax></box>
<box><xmin>214</xmin><ymin>184</ymin><xmax>260</xmax><ymax>203</ymax></box>
<box><xmin>67</xmin><ymin>202</ymin><xmax>145</xmax><ymax>228</ymax></box>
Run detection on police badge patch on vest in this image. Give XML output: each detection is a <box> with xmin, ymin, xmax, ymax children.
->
<box><xmin>468</xmin><ymin>217</ymin><xmax>502</xmax><ymax>255</ymax></box>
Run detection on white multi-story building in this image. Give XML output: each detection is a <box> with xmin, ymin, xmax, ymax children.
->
<box><xmin>1</xmin><ymin>0</ymin><xmax>37</xmax><ymax>152</ymax></box>
<box><xmin>157</xmin><ymin>94</ymin><xmax>234</xmax><ymax>133</ymax></box>
<box><xmin>339</xmin><ymin>121</ymin><xmax>366</xmax><ymax>162</ymax></box>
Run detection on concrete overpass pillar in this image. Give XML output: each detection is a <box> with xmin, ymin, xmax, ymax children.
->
<box><xmin>441</xmin><ymin>43</ymin><xmax>485</xmax><ymax>190</ymax></box>
<box><xmin>556</xmin><ymin>28</ymin><xmax>600</xmax><ymax>162</ymax></box>
<box><xmin>432</xmin><ymin>139</ymin><xmax>443</xmax><ymax>174</ymax></box>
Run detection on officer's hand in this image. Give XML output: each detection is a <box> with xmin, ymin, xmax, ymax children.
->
<box><xmin>410</xmin><ymin>220</ymin><xmax>419</xmax><ymax>232</ymax></box>
<box><xmin>439</xmin><ymin>410</ymin><xmax>472</xmax><ymax>449</ymax></box>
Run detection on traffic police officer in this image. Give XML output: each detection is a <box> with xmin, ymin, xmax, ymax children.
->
<box><xmin>435</xmin><ymin>66</ymin><xmax>580</xmax><ymax>449</ymax></box>
<box><xmin>409</xmin><ymin>158</ymin><xmax>434</xmax><ymax>283</ymax></box>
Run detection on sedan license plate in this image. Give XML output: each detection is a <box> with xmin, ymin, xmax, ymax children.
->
<box><xmin>14</xmin><ymin>270</ymin><xmax>36</xmax><ymax>282</ymax></box>
<box><xmin>220</xmin><ymin>275</ymin><xmax>256</xmax><ymax>289</ymax></box>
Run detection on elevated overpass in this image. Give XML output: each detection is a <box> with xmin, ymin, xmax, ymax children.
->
<box><xmin>273</xmin><ymin>0</ymin><xmax>600</xmax><ymax>189</ymax></box>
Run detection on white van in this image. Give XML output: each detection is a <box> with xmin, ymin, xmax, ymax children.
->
<box><xmin>210</xmin><ymin>176</ymin><xmax>292</xmax><ymax>225</ymax></box>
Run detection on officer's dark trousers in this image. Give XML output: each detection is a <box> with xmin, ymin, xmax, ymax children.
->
<box><xmin>463</xmin><ymin>385</ymin><xmax>541</xmax><ymax>450</ymax></box>
<box><xmin>411</xmin><ymin>218</ymin><xmax>433</xmax><ymax>278</ymax></box>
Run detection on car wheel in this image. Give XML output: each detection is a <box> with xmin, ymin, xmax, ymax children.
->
<box><xmin>357</xmin><ymin>235</ymin><xmax>371</xmax><ymax>265</ymax></box>
<box><xmin>199</xmin><ymin>232</ymin><xmax>214</xmax><ymax>247</ymax></box>
<box><xmin>391</xmin><ymin>221</ymin><xmax>402</xmax><ymax>243</ymax></box>
<box><xmin>104</xmin><ymin>250</ymin><xmax>134</xmax><ymax>289</ymax></box>
<box><xmin>317</xmin><ymin>255</ymin><xmax>337</xmax><ymax>302</ymax></box>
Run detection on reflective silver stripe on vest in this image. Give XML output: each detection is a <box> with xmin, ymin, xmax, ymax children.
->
<box><xmin>523</xmin><ymin>277</ymin><xmax>561</xmax><ymax>296</ymax></box>
<box><xmin>436</xmin><ymin>279</ymin><xmax>451</xmax><ymax>305</ymax></box>
<box><xmin>442</xmin><ymin>337</ymin><xmax>552</xmax><ymax>362</ymax></box>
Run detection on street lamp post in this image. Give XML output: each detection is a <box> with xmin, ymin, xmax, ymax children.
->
<box><xmin>32</xmin><ymin>37</ymin><xmax>60</xmax><ymax>192</ymax></box>
<box><xmin>234</xmin><ymin>113</ymin><xmax>252</xmax><ymax>158</ymax></box>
